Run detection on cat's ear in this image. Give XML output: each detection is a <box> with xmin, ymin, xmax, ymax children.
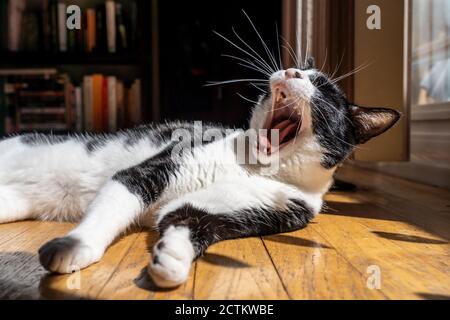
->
<box><xmin>304</xmin><ymin>57</ymin><xmax>315</xmax><ymax>69</ymax></box>
<box><xmin>349</xmin><ymin>105</ymin><xmax>401</xmax><ymax>144</ymax></box>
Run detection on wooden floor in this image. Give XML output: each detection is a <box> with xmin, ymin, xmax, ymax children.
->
<box><xmin>0</xmin><ymin>165</ymin><xmax>449</xmax><ymax>300</ymax></box>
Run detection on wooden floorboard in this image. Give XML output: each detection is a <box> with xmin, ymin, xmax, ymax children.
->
<box><xmin>97</xmin><ymin>232</ymin><xmax>196</xmax><ymax>300</ymax></box>
<box><xmin>0</xmin><ymin>165</ymin><xmax>449</xmax><ymax>299</ymax></box>
<box><xmin>193</xmin><ymin>237</ymin><xmax>289</xmax><ymax>299</ymax></box>
<box><xmin>262</xmin><ymin>228</ymin><xmax>387</xmax><ymax>299</ymax></box>
<box><xmin>315</xmin><ymin>204</ymin><xmax>450</xmax><ymax>299</ymax></box>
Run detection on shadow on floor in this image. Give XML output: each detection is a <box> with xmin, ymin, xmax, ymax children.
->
<box><xmin>323</xmin><ymin>198</ymin><xmax>450</xmax><ymax>241</ymax></box>
<box><xmin>372</xmin><ymin>231</ymin><xmax>448</xmax><ymax>244</ymax></box>
<box><xmin>133</xmin><ymin>267</ymin><xmax>177</xmax><ymax>293</ymax></box>
<box><xmin>200</xmin><ymin>252</ymin><xmax>251</xmax><ymax>268</ymax></box>
<box><xmin>416</xmin><ymin>292</ymin><xmax>450</xmax><ymax>300</ymax></box>
<box><xmin>264</xmin><ymin>234</ymin><xmax>332</xmax><ymax>249</ymax></box>
<box><xmin>0</xmin><ymin>251</ymin><xmax>88</xmax><ymax>299</ymax></box>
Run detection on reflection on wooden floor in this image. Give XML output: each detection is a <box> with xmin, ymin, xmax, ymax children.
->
<box><xmin>0</xmin><ymin>165</ymin><xmax>449</xmax><ymax>299</ymax></box>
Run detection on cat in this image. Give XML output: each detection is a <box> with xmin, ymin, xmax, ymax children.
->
<box><xmin>0</xmin><ymin>59</ymin><xmax>400</xmax><ymax>288</ymax></box>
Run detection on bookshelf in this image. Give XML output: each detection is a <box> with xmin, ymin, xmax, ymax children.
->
<box><xmin>0</xmin><ymin>52</ymin><xmax>141</xmax><ymax>66</ymax></box>
<box><xmin>0</xmin><ymin>0</ymin><xmax>154</xmax><ymax>135</ymax></box>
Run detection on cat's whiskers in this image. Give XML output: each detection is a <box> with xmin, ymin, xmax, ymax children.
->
<box><xmin>293</xmin><ymin>101</ymin><xmax>306</xmax><ymax>144</ymax></box>
<box><xmin>330</xmin><ymin>62</ymin><xmax>371</xmax><ymax>84</ymax></box>
<box><xmin>309</xmin><ymin>102</ymin><xmax>362</xmax><ymax>151</ymax></box>
<box><xmin>231</xmin><ymin>28</ymin><xmax>275</xmax><ymax>74</ymax></box>
<box><xmin>318</xmin><ymin>48</ymin><xmax>328</xmax><ymax>74</ymax></box>
<box><xmin>251</xmin><ymin>83</ymin><xmax>268</xmax><ymax>94</ymax></box>
<box><xmin>237</xmin><ymin>93</ymin><xmax>260</xmax><ymax>105</ymax></box>
<box><xmin>280</xmin><ymin>34</ymin><xmax>301</xmax><ymax>69</ymax></box>
<box><xmin>238</xmin><ymin>62</ymin><xmax>272</xmax><ymax>77</ymax></box>
<box><xmin>262</xmin><ymin>96</ymin><xmax>302</xmax><ymax>113</ymax></box>
<box><xmin>213</xmin><ymin>31</ymin><xmax>275</xmax><ymax>75</ymax></box>
<box><xmin>304</xmin><ymin>35</ymin><xmax>310</xmax><ymax>68</ymax></box>
<box><xmin>275</xmin><ymin>23</ymin><xmax>283</xmax><ymax>70</ymax></box>
<box><xmin>313</xmin><ymin>94</ymin><xmax>354</xmax><ymax>125</ymax></box>
<box><xmin>242</xmin><ymin>10</ymin><xmax>280</xmax><ymax>72</ymax></box>
<box><xmin>204</xmin><ymin>79</ymin><xmax>268</xmax><ymax>87</ymax></box>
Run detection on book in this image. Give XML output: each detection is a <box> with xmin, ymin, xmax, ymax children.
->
<box><xmin>0</xmin><ymin>77</ymin><xmax>5</xmax><ymax>135</ymax></box>
<box><xmin>74</xmin><ymin>86</ymin><xmax>82</xmax><ymax>131</ymax></box>
<box><xmin>21</xmin><ymin>11</ymin><xmax>40</xmax><ymax>51</ymax></box>
<box><xmin>49</xmin><ymin>0</ymin><xmax>59</xmax><ymax>52</ymax></box>
<box><xmin>42</xmin><ymin>0</ymin><xmax>51</xmax><ymax>51</ymax></box>
<box><xmin>75</xmin><ymin>12</ymin><xmax>85</xmax><ymax>52</ymax></box>
<box><xmin>128</xmin><ymin>79</ymin><xmax>141</xmax><ymax>125</ymax></box>
<box><xmin>107</xmin><ymin>76</ymin><xmax>117</xmax><ymax>132</ymax></box>
<box><xmin>86</xmin><ymin>8</ymin><xmax>96</xmax><ymax>52</ymax></box>
<box><xmin>63</xmin><ymin>75</ymin><xmax>73</xmax><ymax>129</ymax></box>
<box><xmin>7</xmin><ymin>0</ymin><xmax>26</xmax><ymax>51</ymax></box>
<box><xmin>101</xmin><ymin>76</ymin><xmax>108</xmax><ymax>131</ymax></box>
<box><xmin>95</xmin><ymin>4</ymin><xmax>106</xmax><ymax>52</ymax></box>
<box><xmin>57</xmin><ymin>2</ymin><xmax>67</xmax><ymax>52</ymax></box>
<box><xmin>0</xmin><ymin>0</ymin><xmax>8</xmax><ymax>51</ymax></box>
<box><xmin>1</xmin><ymin>0</ymin><xmax>138</xmax><ymax>53</ymax></box>
<box><xmin>115</xmin><ymin>3</ymin><xmax>128</xmax><ymax>51</ymax></box>
<box><xmin>0</xmin><ymin>69</ymin><xmax>57</xmax><ymax>76</ymax></box>
<box><xmin>116</xmin><ymin>80</ymin><xmax>125</xmax><ymax>128</ymax></box>
<box><xmin>91</xmin><ymin>74</ymin><xmax>103</xmax><ymax>132</ymax></box>
<box><xmin>4</xmin><ymin>71</ymin><xmax>71</xmax><ymax>133</ymax></box>
<box><xmin>130</xmin><ymin>1</ymin><xmax>138</xmax><ymax>50</ymax></box>
<box><xmin>82</xmin><ymin>76</ymin><xmax>93</xmax><ymax>131</ymax></box>
<box><xmin>106</xmin><ymin>0</ymin><xmax>116</xmax><ymax>53</ymax></box>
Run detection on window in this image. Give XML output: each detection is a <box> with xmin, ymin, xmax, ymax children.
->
<box><xmin>411</xmin><ymin>0</ymin><xmax>450</xmax><ymax>106</ymax></box>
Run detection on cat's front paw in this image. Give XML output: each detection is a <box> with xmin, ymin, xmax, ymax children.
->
<box><xmin>39</xmin><ymin>236</ymin><xmax>102</xmax><ymax>273</ymax></box>
<box><xmin>148</xmin><ymin>228</ymin><xmax>195</xmax><ymax>288</ymax></box>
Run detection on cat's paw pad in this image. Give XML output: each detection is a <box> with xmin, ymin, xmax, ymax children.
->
<box><xmin>39</xmin><ymin>236</ymin><xmax>101</xmax><ymax>274</ymax></box>
<box><xmin>148</xmin><ymin>234</ymin><xmax>195</xmax><ymax>288</ymax></box>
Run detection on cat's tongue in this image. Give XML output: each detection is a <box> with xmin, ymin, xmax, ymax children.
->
<box><xmin>271</xmin><ymin>119</ymin><xmax>298</xmax><ymax>144</ymax></box>
<box><xmin>259</xmin><ymin>88</ymin><xmax>302</xmax><ymax>154</ymax></box>
<box><xmin>259</xmin><ymin>118</ymin><xmax>298</xmax><ymax>154</ymax></box>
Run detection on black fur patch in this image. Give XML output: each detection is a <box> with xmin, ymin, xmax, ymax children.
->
<box><xmin>113</xmin><ymin>143</ymin><xmax>179</xmax><ymax>206</ymax></box>
<box><xmin>38</xmin><ymin>236</ymin><xmax>80</xmax><ymax>272</ymax></box>
<box><xmin>308</xmin><ymin>72</ymin><xmax>356</xmax><ymax>168</ymax></box>
<box><xmin>113</xmin><ymin>121</ymin><xmax>231</xmax><ymax>206</ymax></box>
<box><xmin>158</xmin><ymin>200</ymin><xmax>314</xmax><ymax>258</ymax></box>
<box><xmin>20</xmin><ymin>133</ymin><xmax>71</xmax><ymax>146</ymax></box>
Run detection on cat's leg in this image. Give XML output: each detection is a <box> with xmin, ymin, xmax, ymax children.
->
<box><xmin>38</xmin><ymin>180</ymin><xmax>144</xmax><ymax>273</ymax></box>
<box><xmin>148</xmin><ymin>177</ymin><xmax>321</xmax><ymax>288</ymax></box>
<box><xmin>38</xmin><ymin>145</ymin><xmax>177</xmax><ymax>273</ymax></box>
<box><xmin>0</xmin><ymin>185</ymin><xmax>31</xmax><ymax>224</ymax></box>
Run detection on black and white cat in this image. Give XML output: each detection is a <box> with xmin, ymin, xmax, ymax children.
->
<box><xmin>0</xmin><ymin>61</ymin><xmax>399</xmax><ymax>288</ymax></box>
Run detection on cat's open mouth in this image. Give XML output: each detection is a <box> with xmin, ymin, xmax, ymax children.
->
<box><xmin>259</xmin><ymin>88</ymin><xmax>304</xmax><ymax>154</ymax></box>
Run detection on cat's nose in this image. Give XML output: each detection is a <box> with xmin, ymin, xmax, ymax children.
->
<box><xmin>285</xmin><ymin>68</ymin><xmax>302</xmax><ymax>79</ymax></box>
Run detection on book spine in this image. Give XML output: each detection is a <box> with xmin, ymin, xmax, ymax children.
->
<box><xmin>130</xmin><ymin>1</ymin><xmax>137</xmax><ymax>50</ymax></box>
<box><xmin>106</xmin><ymin>0</ymin><xmax>116</xmax><ymax>53</ymax></box>
<box><xmin>8</xmin><ymin>0</ymin><xmax>26</xmax><ymax>51</ymax></box>
<box><xmin>63</xmin><ymin>76</ymin><xmax>73</xmax><ymax>129</ymax></box>
<box><xmin>115</xmin><ymin>3</ymin><xmax>128</xmax><ymax>52</ymax></box>
<box><xmin>57</xmin><ymin>2</ymin><xmax>67</xmax><ymax>52</ymax></box>
<box><xmin>131</xmin><ymin>79</ymin><xmax>141</xmax><ymax>124</ymax></box>
<box><xmin>86</xmin><ymin>9</ymin><xmax>96</xmax><ymax>53</ymax></box>
<box><xmin>49</xmin><ymin>0</ymin><xmax>59</xmax><ymax>52</ymax></box>
<box><xmin>101</xmin><ymin>76</ymin><xmax>108</xmax><ymax>131</ymax></box>
<box><xmin>116</xmin><ymin>80</ymin><xmax>124</xmax><ymax>129</ymax></box>
<box><xmin>74</xmin><ymin>86</ymin><xmax>82</xmax><ymax>131</ymax></box>
<box><xmin>95</xmin><ymin>4</ymin><xmax>106</xmax><ymax>52</ymax></box>
<box><xmin>92</xmin><ymin>74</ymin><xmax>102</xmax><ymax>132</ymax></box>
<box><xmin>42</xmin><ymin>0</ymin><xmax>50</xmax><ymax>52</ymax></box>
<box><xmin>83</xmin><ymin>76</ymin><xmax>93</xmax><ymax>131</ymax></box>
<box><xmin>0</xmin><ymin>77</ymin><xmax>5</xmax><ymax>135</ymax></box>
<box><xmin>0</xmin><ymin>0</ymin><xmax>7</xmax><ymax>51</ymax></box>
<box><xmin>107</xmin><ymin>76</ymin><xmax>117</xmax><ymax>132</ymax></box>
